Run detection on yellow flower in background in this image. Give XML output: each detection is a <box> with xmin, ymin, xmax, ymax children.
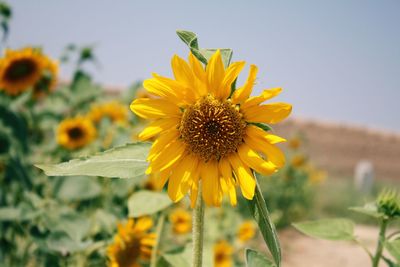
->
<box><xmin>169</xmin><ymin>208</ymin><xmax>192</xmax><ymax>234</ymax></box>
<box><xmin>288</xmin><ymin>136</ymin><xmax>301</xmax><ymax>150</ymax></box>
<box><xmin>144</xmin><ymin>173</ymin><xmax>166</xmax><ymax>191</ymax></box>
<box><xmin>57</xmin><ymin>116</ymin><xmax>96</xmax><ymax>150</ymax></box>
<box><xmin>237</xmin><ymin>221</ymin><xmax>256</xmax><ymax>242</ymax></box>
<box><xmin>0</xmin><ymin>47</ymin><xmax>56</xmax><ymax>95</ymax></box>
<box><xmin>32</xmin><ymin>55</ymin><xmax>58</xmax><ymax>99</ymax></box>
<box><xmin>291</xmin><ymin>154</ymin><xmax>307</xmax><ymax>168</ymax></box>
<box><xmin>130</xmin><ymin>50</ymin><xmax>291</xmax><ymax>207</ymax></box>
<box><xmin>107</xmin><ymin>217</ymin><xmax>156</xmax><ymax>267</ymax></box>
<box><xmin>214</xmin><ymin>240</ymin><xmax>233</xmax><ymax>267</ymax></box>
<box><xmin>88</xmin><ymin>101</ymin><xmax>129</xmax><ymax>125</ymax></box>
<box><xmin>307</xmin><ymin>165</ymin><xmax>327</xmax><ymax>184</ymax></box>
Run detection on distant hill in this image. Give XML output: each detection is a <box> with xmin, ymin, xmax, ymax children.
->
<box><xmin>275</xmin><ymin>118</ymin><xmax>400</xmax><ymax>181</ymax></box>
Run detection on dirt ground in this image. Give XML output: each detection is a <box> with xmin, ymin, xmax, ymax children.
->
<box><xmin>280</xmin><ymin>225</ymin><xmax>392</xmax><ymax>267</ymax></box>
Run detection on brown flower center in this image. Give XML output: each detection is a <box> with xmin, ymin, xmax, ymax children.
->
<box><xmin>115</xmin><ymin>237</ymin><xmax>141</xmax><ymax>267</ymax></box>
<box><xmin>180</xmin><ymin>96</ymin><xmax>246</xmax><ymax>162</ymax></box>
<box><xmin>67</xmin><ymin>127</ymin><xmax>84</xmax><ymax>140</ymax></box>
<box><xmin>4</xmin><ymin>59</ymin><xmax>37</xmax><ymax>82</ymax></box>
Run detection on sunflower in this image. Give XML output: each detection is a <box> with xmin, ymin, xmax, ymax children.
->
<box><xmin>214</xmin><ymin>240</ymin><xmax>233</xmax><ymax>267</ymax></box>
<box><xmin>88</xmin><ymin>101</ymin><xmax>129</xmax><ymax>125</ymax></box>
<box><xmin>236</xmin><ymin>221</ymin><xmax>256</xmax><ymax>242</ymax></box>
<box><xmin>130</xmin><ymin>50</ymin><xmax>292</xmax><ymax>207</ymax></box>
<box><xmin>0</xmin><ymin>47</ymin><xmax>47</xmax><ymax>95</ymax></box>
<box><xmin>32</xmin><ymin>55</ymin><xmax>58</xmax><ymax>99</ymax></box>
<box><xmin>57</xmin><ymin>116</ymin><xmax>96</xmax><ymax>150</ymax></box>
<box><xmin>169</xmin><ymin>208</ymin><xmax>192</xmax><ymax>234</ymax></box>
<box><xmin>107</xmin><ymin>217</ymin><xmax>156</xmax><ymax>267</ymax></box>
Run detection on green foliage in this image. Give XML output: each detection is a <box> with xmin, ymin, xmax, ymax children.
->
<box><xmin>128</xmin><ymin>190</ymin><xmax>172</xmax><ymax>217</ymax></box>
<box><xmin>176</xmin><ymin>29</ymin><xmax>233</xmax><ymax>67</ymax></box>
<box><xmin>293</xmin><ymin>218</ymin><xmax>355</xmax><ymax>241</ymax></box>
<box><xmin>386</xmin><ymin>240</ymin><xmax>400</xmax><ymax>262</ymax></box>
<box><xmin>245</xmin><ymin>249</ymin><xmax>276</xmax><ymax>267</ymax></box>
<box><xmin>36</xmin><ymin>142</ymin><xmax>150</xmax><ymax>179</ymax></box>
<box><xmin>246</xmin><ymin>183</ymin><xmax>281</xmax><ymax>267</ymax></box>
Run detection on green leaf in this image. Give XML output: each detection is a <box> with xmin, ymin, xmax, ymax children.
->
<box><xmin>246</xmin><ymin>182</ymin><xmax>281</xmax><ymax>267</ymax></box>
<box><xmin>45</xmin><ymin>231</ymin><xmax>92</xmax><ymax>255</ymax></box>
<box><xmin>176</xmin><ymin>30</ymin><xmax>234</xmax><ymax>67</ymax></box>
<box><xmin>162</xmin><ymin>253</ymin><xmax>190</xmax><ymax>267</ymax></box>
<box><xmin>251</xmin><ymin>123</ymin><xmax>273</xmax><ymax>132</ymax></box>
<box><xmin>200</xmin><ymin>48</ymin><xmax>233</xmax><ymax>68</ymax></box>
<box><xmin>36</xmin><ymin>142</ymin><xmax>150</xmax><ymax>179</ymax></box>
<box><xmin>245</xmin><ymin>249</ymin><xmax>276</xmax><ymax>267</ymax></box>
<box><xmin>386</xmin><ymin>239</ymin><xmax>400</xmax><ymax>262</ymax></box>
<box><xmin>0</xmin><ymin>207</ymin><xmax>21</xmax><ymax>221</ymax></box>
<box><xmin>349</xmin><ymin>202</ymin><xmax>385</xmax><ymax>219</ymax></box>
<box><xmin>57</xmin><ymin>176</ymin><xmax>102</xmax><ymax>201</ymax></box>
<box><xmin>293</xmin><ymin>218</ymin><xmax>355</xmax><ymax>241</ymax></box>
<box><xmin>128</xmin><ymin>190</ymin><xmax>172</xmax><ymax>217</ymax></box>
<box><xmin>176</xmin><ymin>30</ymin><xmax>207</xmax><ymax>65</ymax></box>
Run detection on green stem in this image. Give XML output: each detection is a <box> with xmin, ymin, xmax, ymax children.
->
<box><xmin>192</xmin><ymin>183</ymin><xmax>204</xmax><ymax>267</ymax></box>
<box><xmin>372</xmin><ymin>219</ymin><xmax>388</xmax><ymax>267</ymax></box>
<box><xmin>150</xmin><ymin>212</ymin><xmax>165</xmax><ymax>267</ymax></box>
<box><xmin>353</xmin><ymin>238</ymin><xmax>373</xmax><ymax>260</ymax></box>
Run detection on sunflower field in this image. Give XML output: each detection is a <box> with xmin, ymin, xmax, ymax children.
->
<box><xmin>2</xmin><ymin>2</ymin><xmax>400</xmax><ymax>267</ymax></box>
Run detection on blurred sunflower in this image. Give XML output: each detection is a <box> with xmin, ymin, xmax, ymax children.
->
<box><xmin>107</xmin><ymin>217</ymin><xmax>156</xmax><ymax>267</ymax></box>
<box><xmin>0</xmin><ymin>47</ymin><xmax>52</xmax><ymax>95</ymax></box>
<box><xmin>57</xmin><ymin>116</ymin><xmax>96</xmax><ymax>150</ymax></box>
<box><xmin>131</xmin><ymin>50</ymin><xmax>291</xmax><ymax>207</ymax></box>
<box><xmin>88</xmin><ymin>101</ymin><xmax>129</xmax><ymax>125</ymax></box>
<box><xmin>291</xmin><ymin>154</ymin><xmax>307</xmax><ymax>168</ymax></box>
<box><xmin>32</xmin><ymin>55</ymin><xmax>58</xmax><ymax>99</ymax></box>
<box><xmin>144</xmin><ymin>173</ymin><xmax>165</xmax><ymax>191</ymax></box>
<box><xmin>236</xmin><ymin>221</ymin><xmax>256</xmax><ymax>242</ymax></box>
<box><xmin>214</xmin><ymin>240</ymin><xmax>233</xmax><ymax>267</ymax></box>
<box><xmin>169</xmin><ymin>208</ymin><xmax>192</xmax><ymax>234</ymax></box>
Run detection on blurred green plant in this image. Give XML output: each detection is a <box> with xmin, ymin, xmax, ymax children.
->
<box><xmin>294</xmin><ymin>188</ymin><xmax>400</xmax><ymax>267</ymax></box>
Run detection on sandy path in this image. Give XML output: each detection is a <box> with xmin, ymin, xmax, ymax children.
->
<box><xmin>280</xmin><ymin>225</ymin><xmax>393</xmax><ymax>267</ymax></box>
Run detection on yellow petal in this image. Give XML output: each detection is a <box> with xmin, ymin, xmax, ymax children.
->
<box><xmin>147</xmin><ymin>140</ymin><xmax>185</xmax><ymax>174</ymax></box>
<box><xmin>148</xmin><ymin>129</ymin><xmax>180</xmax><ymax>161</ymax></box>
<box><xmin>218</xmin><ymin>159</ymin><xmax>237</xmax><ymax>206</ymax></box>
<box><xmin>241</xmin><ymin>88</ymin><xmax>282</xmax><ymax>110</ymax></box>
<box><xmin>171</xmin><ymin>55</ymin><xmax>195</xmax><ymax>89</ymax></box>
<box><xmin>138</xmin><ymin>118</ymin><xmax>180</xmax><ymax>141</ymax></box>
<box><xmin>189</xmin><ymin>52</ymin><xmax>206</xmax><ymax>81</ymax></box>
<box><xmin>228</xmin><ymin>154</ymin><xmax>256</xmax><ymax>200</ymax></box>
<box><xmin>143</xmin><ymin>77</ymin><xmax>182</xmax><ymax>103</ymax></box>
<box><xmin>135</xmin><ymin>217</ymin><xmax>153</xmax><ymax>232</ymax></box>
<box><xmin>232</xmin><ymin>64</ymin><xmax>258</xmax><ymax>104</ymax></box>
<box><xmin>206</xmin><ymin>50</ymin><xmax>225</xmax><ymax>96</ymax></box>
<box><xmin>200</xmin><ymin>160</ymin><xmax>222</xmax><ymax>206</ymax></box>
<box><xmin>218</xmin><ymin>61</ymin><xmax>245</xmax><ymax>100</ymax></box>
<box><xmin>245</xmin><ymin>125</ymin><xmax>286</xmax><ymax>144</ymax></box>
<box><xmin>238</xmin><ymin>143</ymin><xmax>277</xmax><ymax>175</ymax></box>
<box><xmin>245</xmin><ymin>134</ymin><xmax>285</xmax><ymax>168</ymax></box>
<box><xmin>167</xmin><ymin>155</ymin><xmax>198</xmax><ymax>202</ymax></box>
<box><xmin>152</xmin><ymin>74</ymin><xmax>197</xmax><ymax>104</ymax></box>
<box><xmin>243</xmin><ymin>102</ymin><xmax>292</xmax><ymax>124</ymax></box>
<box><xmin>130</xmin><ymin>98</ymin><xmax>181</xmax><ymax>119</ymax></box>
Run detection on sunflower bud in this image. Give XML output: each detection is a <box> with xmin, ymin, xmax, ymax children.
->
<box><xmin>376</xmin><ymin>189</ymin><xmax>400</xmax><ymax>219</ymax></box>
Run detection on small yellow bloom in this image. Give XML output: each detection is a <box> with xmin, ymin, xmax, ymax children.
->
<box><xmin>307</xmin><ymin>165</ymin><xmax>326</xmax><ymax>184</ymax></box>
<box><xmin>107</xmin><ymin>217</ymin><xmax>156</xmax><ymax>267</ymax></box>
<box><xmin>130</xmin><ymin>51</ymin><xmax>291</xmax><ymax>207</ymax></box>
<box><xmin>291</xmin><ymin>154</ymin><xmax>307</xmax><ymax>168</ymax></box>
<box><xmin>144</xmin><ymin>173</ymin><xmax>166</xmax><ymax>191</ymax></box>
<box><xmin>0</xmin><ymin>47</ymin><xmax>57</xmax><ymax>96</ymax></box>
<box><xmin>32</xmin><ymin>55</ymin><xmax>58</xmax><ymax>99</ymax></box>
<box><xmin>214</xmin><ymin>240</ymin><xmax>233</xmax><ymax>267</ymax></box>
<box><xmin>288</xmin><ymin>136</ymin><xmax>301</xmax><ymax>150</ymax></box>
<box><xmin>88</xmin><ymin>101</ymin><xmax>129</xmax><ymax>125</ymax></box>
<box><xmin>236</xmin><ymin>221</ymin><xmax>256</xmax><ymax>242</ymax></box>
<box><xmin>57</xmin><ymin>116</ymin><xmax>96</xmax><ymax>150</ymax></box>
<box><xmin>169</xmin><ymin>208</ymin><xmax>192</xmax><ymax>234</ymax></box>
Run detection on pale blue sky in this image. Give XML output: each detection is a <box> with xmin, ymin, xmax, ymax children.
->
<box><xmin>8</xmin><ymin>1</ymin><xmax>400</xmax><ymax>132</ymax></box>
